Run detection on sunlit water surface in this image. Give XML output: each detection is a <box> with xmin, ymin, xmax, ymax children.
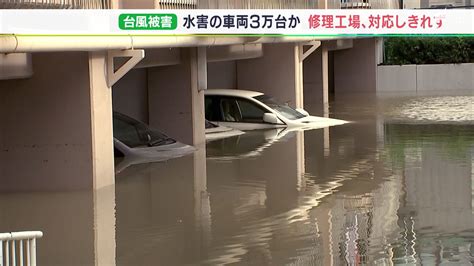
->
<box><xmin>0</xmin><ymin>94</ymin><xmax>473</xmax><ymax>265</ymax></box>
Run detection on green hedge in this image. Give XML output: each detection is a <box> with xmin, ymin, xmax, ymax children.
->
<box><xmin>383</xmin><ymin>37</ymin><xmax>474</xmax><ymax>65</ymax></box>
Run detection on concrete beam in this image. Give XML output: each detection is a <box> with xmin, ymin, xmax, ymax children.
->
<box><xmin>0</xmin><ymin>53</ymin><xmax>33</xmax><ymax>80</ymax></box>
<box><xmin>135</xmin><ymin>48</ymin><xmax>181</xmax><ymax>69</ymax></box>
<box><xmin>107</xmin><ymin>49</ymin><xmax>145</xmax><ymax>87</ymax></box>
<box><xmin>299</xmin><ymin>41</ymin><xmax>321</xmax><ymax>62</ymax></box>
<box><xmin>324</xmin><ymin>39</ymin><xmax>353</xmax><ymax>51</ymax></box>
<box><xmin>207</xmin><ymin>44</ymin><xmax>263</xmax><ymax>63</ymax></box>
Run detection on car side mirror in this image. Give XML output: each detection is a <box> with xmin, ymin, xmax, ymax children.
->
<box><xmin>263</xmin><ymin>113</ymin><xmax>279</xmax><ymax>124</ymax></box>
<box><xmin>296</xmin><ymin>108</ymin><xmax>309</xmax><ymax>117</ymax></box>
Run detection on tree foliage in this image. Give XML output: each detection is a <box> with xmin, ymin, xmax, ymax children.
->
<box><xmin>383</xmin><ymin>37</ymin><xmax>474</xmax><ymax>65</ymax></box>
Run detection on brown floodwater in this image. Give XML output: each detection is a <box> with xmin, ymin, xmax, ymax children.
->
<box><xmin>1</xmin><ymin>94</ymin><xmax>473</xmax><ymax>265</ymax></box>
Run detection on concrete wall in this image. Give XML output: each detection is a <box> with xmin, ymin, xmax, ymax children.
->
<box><xmin>237</xmin><ymin>44</ymin><xmax>300</xmax><ymax>108</ymax></box>
<box><xmin>208</xmin><ymin>44</ymin><xmax>264</xmax><ymax>63</ymax></box>
<box><xmin>333</xmin><ymin>38</ymin><xmax>377</xmax><ymax>94</ymax></box>
<box><xmin>417</xmin><ymin>63</ymin><xmax>474</xmax><ymax>91</ymax></box>
<box><xmin>0</xmin><ymin>52</ymin><xmax>92</xmax><ymax>191</ymax></box>
<box><xmin>113</xmin><ymin>68</ymin><xmax>149</xmax><ymax>123</ymax></box>
<box><xmin>377</xmin><ymin>63</ymin><xmax>474</xmax><ymax>93</ymax></box>
<box><xmin>208</xmin><ymin>61</ymin><xmax>237</xmax><ymax>89</ymax></box>
<box><xmin>0</xmin><ymin>52</ymin><xmax>114</xmax><ymax>191</ymax></box>
<box><xmin>376</xmin><ymin>65</ymin><xmax>417</xmax><ymax>93</ymax></box>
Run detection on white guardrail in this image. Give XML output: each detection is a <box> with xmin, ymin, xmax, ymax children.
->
<box><xmin>0</xmin><ymin>231</ymin><xmax>43</xmax><ymax>266</ymax></box>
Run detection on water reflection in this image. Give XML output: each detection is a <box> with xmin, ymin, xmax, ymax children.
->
<box><xmin>0</xmin><ymin>94</ymin><xmax>473</xmax><ymax>265</ymax></box>
<box><xmin>0</xmin><ymin>185</ymin><xmax>116</xmax><ymax>265</ymax></box>
<box><xmin>385</xmin><ymin>123</ymin><xmax>474</xmax><ymax>265</ymax></box>
<box><xmin>206</xmin><ymin>128</ymin><xmax>297</xmax><ymax>160</ymax></box>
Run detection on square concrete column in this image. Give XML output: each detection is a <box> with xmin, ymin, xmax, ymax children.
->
<box><xmin>148</xmin><ymin>47</ymin><xmax>206</xmax><ymax>146</ymax></box>
<box><xmin>333</xmin><ymin>38</ymin><xmax>377</xmax><ymax>94</ymax></box>
<box><xmin>237</xmin><ymin>43</ymin><xmax>304</xmax><ymax>109</ymax></box>
<box><xmin>89</xmin><ymin>52</ymin><xmax>115</xmax><ymax>189</ymax></box>
<box><xmin>322</xmin><ymin>45</ymin><xmax>329</xmax><ymax>110</ymax></box>
<box><xmin>0</xmin><ymin>52</ymin><xmax>115</xmax><ymax>191</ymax></box>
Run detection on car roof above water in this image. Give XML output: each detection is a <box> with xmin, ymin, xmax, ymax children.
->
<box><xmin>204</xmin><ymin>89</ymin><xmax>264</xmax><ymax>99</ymax></box>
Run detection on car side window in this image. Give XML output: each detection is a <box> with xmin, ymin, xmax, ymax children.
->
<box><xmin>205</xmin><ymin>96</ymin><xmax>221</xmax><ymax>121</ymax></box>
<box><xmin>236</xmin><ymin>99</ymin><xmax>267</xmax><ymax>123</ymax></box>
<box><xmin>220</xmin><ymin>98</ymin><xmax>242</xmax><ymax>122</ymax></box>
<box><xmin>113</xmin><ymin>117</ymin><xmax>142</xmax><ymax>147</ymax></box>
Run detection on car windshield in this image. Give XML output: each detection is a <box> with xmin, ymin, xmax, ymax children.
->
<box><xmin>113</xmin><ymin>112</ymin><xmax>175</xmax><ymax>148</ymax></box>
<box><xmin>254</xmin><ymin>95</ymin><xmax>306</xmax><ymax>120</ymax></box>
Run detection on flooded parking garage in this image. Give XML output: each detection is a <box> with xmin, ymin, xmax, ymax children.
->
<box><xmin>1</xmin><ymin>93</ymin><xmax>473</xmax><ymax>265</ymax></box>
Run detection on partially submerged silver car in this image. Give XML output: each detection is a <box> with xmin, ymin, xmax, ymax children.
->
<box><xmin>113</xmin><ymin>112</ymin><xmax>195</xmax><ymax>173</ymax></box>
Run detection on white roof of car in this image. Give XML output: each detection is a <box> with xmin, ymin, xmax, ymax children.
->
<box><xmin>204</xmin><ymin>89</ymin><xmax>264</xmax><ymax>98</ymax></box>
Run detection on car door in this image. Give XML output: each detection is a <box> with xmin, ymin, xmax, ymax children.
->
<box><xmin>216</xmin><ymin>96</ymin><xmax>279</xmax><ymax>130</ymax></box>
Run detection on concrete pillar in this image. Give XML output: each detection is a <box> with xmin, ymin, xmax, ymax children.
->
<box><xmin>294</xmin><ymin>45</ymin><xmax>304</xmax><ymax>109</ymax></box>
<box><xmin>322</xmin><ymin>43</ymin><xmax>330</xmax><ymax>156</ymax></box>
<box><xmin>296</xmin><ymin>131</ymin><xmax>306</xmax><ymax>190</ymax></box>
<box><xmin>321</xmin><ymin>45</ymin><xmax>329</xmax><ymax>111</ymax></box>
<box><xmin>333</xmin><ymin>38</ymin><xmax>378</xmax><ymax>95</ymax></box>
<box><xmin>302</xmin><ymin>44</ymin><xmax>330</xmax><ymax>153</ymax></box>
<box><xmin>193</xmin><ymin>148</ymin><xmax>211</xmax><ymax>243</ymax></box>
<box><xmin>93</xmin><ymin>185</ymin><xmax>116</xmax><ymax>266</ymax></box>
<box><xmin>89</xmin><ymin>52</ymin><xmax>115</xmax><ymax>190</ymax></box>
<box><xmin>237</xmin><ymin>43</ymin><xmax>303</xmax><ymax>109</ymax></box>
<box><xmin>148</xmin><ymin>48</ymin><xmax>206</xmax><ymax>146</ymax></box>
<box><xmin>0</xmin><ymin>52</ymin><xmax>114</xmax><ymax>191</ymax></box>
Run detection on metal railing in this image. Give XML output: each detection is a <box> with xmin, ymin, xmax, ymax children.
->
<box><xmin>369</xmin><ymin>0</ymin><xmax>399</xmax><ymax>9</ymax></box>
<box><xmin>0</xmin><ymin>0</ymin><xmax>111</xmax><ymax>9</ymax></box>
<box><xmin>340</xmin><ymin>0</ymin><xmax>371</xmax><ymax>9</ymax></box>
<box><xmin>340</xmin><ymin>0</ymin><xmax>400</xmax><ymax>9</ymax></box>
<box><xmin>156</xmin><ymin>0</ymin><xmax>348</xmax><ymax>9</ymax></box>
<box><xmin>157</xmin><ymin>0</ymin><xmax>198</xmax><ymax>9</ymax></box>
<box><xmin>0</xmin><ymin>231</ymin><xmax>43</xmax><ymax>266</ymax></box>
<box><xmin>196</xmin><ymin>0</ymin><xmax>320</xmax><ymax>9</ymax></box>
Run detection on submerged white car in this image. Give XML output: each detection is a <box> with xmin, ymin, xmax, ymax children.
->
<box><xmin>113</xmin><ymin>112</ymin><xmax>195</xmax><ymax>173</ymax></box>
<box><xmin>205</xmin><ymin>89</ymin><xmax>348</xmax><ymax>130</ymax></box>
<box><xmin>205</xmin><ymin>120</ymin><xmax>245</xmax><ymax>142</ymax></box>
